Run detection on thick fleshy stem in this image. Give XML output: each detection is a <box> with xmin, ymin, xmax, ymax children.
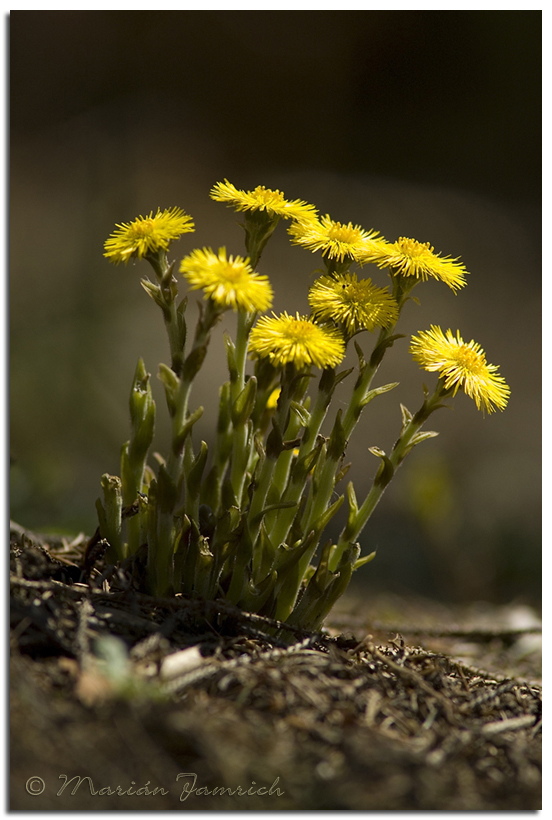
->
<box><xmin>151</xmin><ymin>299</ymin><xmax>221</xmax><ymax>595</ymax></box>
<box><xmin>300</xmin><ymin>271</ymin><xmax>416</xmax><ymax>544</ymax></box>
<box><xmin>96</xmin><ymin>474</ymin><xmax>124</xmax><ymax>563</ymax></box>
<box><xmin>143</xmin><ymin>250</ymin><xmax>187</xmax><ymax>377</ymax></box>
<box><xmin>121</xmin><ymin>358</ymin><xmax>155</xmax><ymax>555</ymax></box>
<box><xmin>341</xmin><ymin>271</ymin><xmax>418</xmax><ymax>439</ymax></box>
<box><xmin>330</xmin><ymin>380</ymin><xmax>452</xmax><ymax>571</ymax></box>
<box><xmin>246</xmin><ymin>365</ymin><xmax>307</xmax><ymax>546</ymax></box>
<box><xmin>267</xmin><ymin>368</ymin><xmax>340</xmax><ymax>548</ymax></box>
<box><xmin>167</xmin><ymin>299</ymin><xmax>220</xmax><ymax>473</ymax></box>
<box><xmin>243</xmin><ymin>211</ymin><xmax>281</xmax><ymax>268</ymax></box>
<box><xmin>201</xmin><ymin>380</ymin><xmax>233</xmax><ymax>516</ymax></box>
<box><xmin>229</xmin><ymin>309</ymin><xmax>256</xmax><ymax>503</ymax></box>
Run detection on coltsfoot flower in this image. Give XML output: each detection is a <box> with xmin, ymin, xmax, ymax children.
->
<box><xmin>104</xmin><ymin>207</ymin><xmax>194</xmax><ymax>264</ymax></box>
<box><xmin>249</xmin><ymin>312</ymin><xmax>345</xmax><ymax>370</ymax></box>
<box><xmin>210</xmin><ymin>180</ymin><xmax>318</xmax><ymax>222</ymax></box>
<box><xmin>180</xmin><ymin>247</ymin><xmax>273</xmax><ymax>313</ymax></box>
<box><xmin>309</xmin><ymin>273</ymin><xmax>399</xmax><ymax>336</ymax></box>
<box><xmin>288</xmin><ymin>214</ymin><xmax>382</xmax><ymax>264</ymax></box>
<box><xmin>266</xmin><ymin>386</ymin><xmax>281</xmax><ymax>410</ymax></box>
<box><xmin>410</xmin><ymin>325</ymin><xmax>510</xmax><ymax>413</ymax></box>
<box><xmin>362</xmin><ymin>237</ymin><xmax>467</xmax><ymax>292</ymax></box>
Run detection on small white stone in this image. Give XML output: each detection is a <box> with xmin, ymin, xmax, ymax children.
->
<box><xmin>160</xmin><ymin>646</ymin><xmax>204</xmax><ymax>680</ymax></box>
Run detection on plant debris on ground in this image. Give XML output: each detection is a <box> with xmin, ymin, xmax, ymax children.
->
<box><xmin>10</xmin><ymin>524</ymin><xmax>541</xmax><ymax>810</ymax></box>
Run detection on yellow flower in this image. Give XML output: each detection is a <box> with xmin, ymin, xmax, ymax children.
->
<box><xmin>288</xmin><ymin>214</ymin><xmax>382</xmax><ymax>264</ymax></box>
<box><xmin>362</xmin><ymin>237</ymin><xmax>467</xmax><ymax>292</ymax></box>
<box><xmin>249</xmin><ymin>312</ymin><xmax>345</xmax><ymax>370</ymax></box>
<box><xmin>309</xmin><ymin>273</ymin><xmax>399</xmax><ymax>335</ymax></box>
<box><xmin>179</xmin><ymin>247</ymin><xmax>273</xmax><ymax>313</ymax></box>
<box><xmin>410</xmin><ymin>326</ymin><xmax>510</xmax><ymax>413</ymax></box>
<box><xmin>266</xmin><ymin>387</ymin><xmax>281</xmax><ymax>410</ymax></box>
<box><xmin>210</xmin><ymin>180</ymin><xmax>317</xmax><ymax>222</ymax></box>
<box><xmin>104</xmin><ymin>207</ymin><xmax>194</xmax><ymax>264</ymax></box>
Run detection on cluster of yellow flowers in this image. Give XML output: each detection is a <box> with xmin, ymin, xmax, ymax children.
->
<box><xmin>104</xmin><ymin>181</ymin><xmax>508</xmax><ymax>413</ymax></box>
<box><xmin>100</xmin><ymin>178</ymin><xmax>511</xmax><ymax>622</ymax></box>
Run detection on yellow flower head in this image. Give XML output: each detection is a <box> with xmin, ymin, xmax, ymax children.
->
<box><xmin>410</xmin><ymin>326</ymin><xmax>510</xmax><ymax>413</ymax></box>
<box><xmin>210</xmin><ymin>180</ymin><xmax>318</xmax><ymax>222</ymax></box>
<box><xmin>179</xmin><ymin>247</ymin><xmax>273</xmax><ymax>313</ymax></box>
<box><xmin>249</xmin><ymin>312</ymin><xmax>345</xmax><ymax>370</ymax></box>
<box><xmin>288</xmin><ymin>214</ymin><xmax>382</xmax><ymax>264</ymax></box>
<box><xmin>362</xmin><ymin>237</ymin><xmax>467</xmax><ymax>292</ymax></box>
<box><xmin>266</xmin><ymin>386</ymin><xmax>281</xmax><ymax>410</ymax></box>
<box><xmin>309</xmin><ymin>273</ymin><xmax>399</xmax><ymax>335</ymax></box>
<box><xmin>104</xmin><ymin>207</ymin><xmax>194</xmax><ymax>265</ymax></box>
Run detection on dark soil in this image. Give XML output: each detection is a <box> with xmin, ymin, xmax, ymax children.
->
<box><xmin>10</xmin><ymin>523</ymin><xmax>541</xmax><ymax>811</ymax></box>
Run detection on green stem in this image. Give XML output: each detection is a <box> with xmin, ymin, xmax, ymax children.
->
<box><xmin>234</xmin><ymin>310</ymin><xmax>249</xmax><ymax>393</ymax></box>
<box><xmin>268</xmin><ymin>409</ymin><xmax>303</xmax><ymax>498</ymax></box>
<box><xmin>299</xmin><ymin>274</ymin><xmax>412</xmax><ymax>546</ymax></box>
<box><xmin>330</xmin><ymin>381</ymin><xmax>449</xmax><ymax>570</ymax></box>
<box><xmin>146</xmin><ymin>251</ymin><xmax>185</xmax><ymax>376</ymax></box>
<box><xmin>267</xmin><ymin>374</ymin><xmax>332</xmax><ymax>548</ymax></box>
<box><xmin>246</xmin><ymin>454</ymin><xmax>278</xmax><ymax>544</ymax></box>
<box><xmin>341</xmin><ymin>271</ymin><xmax>415</xmax><ymax>439</ymax></box>
<box><xmin>243</xmin><ymin>212</ymin><xmax>280</xmax><ymax>268</ymax></box>
<box><xmin>165</xmin><ymin>298</ymin><xmax>184</xmax><ymax>376</ymax></box>
<box><xmin>301</xmin><ymin>452</ymin><xmax>336</xmax><ymax>535</ymax></box>
<box><xmin>246</xmin><ymin>366</ymin><xmax>300</xmax><ymax>543</ymax></box>
<box><xmin>230</xmin><ymin>310</ymin><xmax>253</xmax><ymax>502</ymax></box>
<box><xmin>152</xmin><ymin>300</ymin><xmax>220</xmax><ymax>594</ymax></box>
<box><xmin>167</xmin><ymin>299</ymin><xmax>219</xmax><ymax>477</ymax></box>
<box><xmin>342</xmin><ymin>327</ymin><xmax>388</xmax><ymax>437</ymax></box>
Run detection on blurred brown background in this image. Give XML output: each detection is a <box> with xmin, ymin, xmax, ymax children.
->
<box><xmin>10</xmin><ymin>11</ymin><xmax>541</xmax><ymax>603</ymax></box>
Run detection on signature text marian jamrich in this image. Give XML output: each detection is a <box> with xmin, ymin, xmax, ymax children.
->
<box><xmin>56</xmin><ymin>773</ymin><xmax>284</xmax><ymax>801</ymax></box>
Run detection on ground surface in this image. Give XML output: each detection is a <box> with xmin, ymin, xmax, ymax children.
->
<box><xmin>10</xmin><ymin>524</ymin><xmax>542</xmax><ymax>811</ymax></box>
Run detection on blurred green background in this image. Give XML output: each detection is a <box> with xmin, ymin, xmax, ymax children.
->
<box><xmin>10</xmin><ymin>10</ymin><xmax>541</xmax><ymax>603</ymax></box>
